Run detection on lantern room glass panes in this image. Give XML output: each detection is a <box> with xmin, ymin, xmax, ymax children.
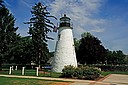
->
<box><xmin>59</xmin><ymin>14</ymin><xmax>71</xmax><ymax>27</ymax></box>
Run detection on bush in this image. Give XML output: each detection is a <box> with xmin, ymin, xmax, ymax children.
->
<box><xmin>83</xmin><ymin>67</ymin><xmax>101</xmax><ymax>80</ymax></box>
<box><xmin>92</xmin><ymin>64</ymin><xmax>128</xmax><ymax>71</ymax></box>
<box><xmin>61</xmin><ymin>65</ymin><xmax>101</xmax><ymax>80</ymax></box>
<box><xmin>61</xmin><ymin>65</ymin><xmax>76</xmax><ymax>78</ymax></box>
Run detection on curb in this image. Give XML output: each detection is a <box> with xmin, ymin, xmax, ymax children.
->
<box><xmin>89</xmin><ymin>74</ymin><xmax>112</xmax><ymax>85</ymax></box>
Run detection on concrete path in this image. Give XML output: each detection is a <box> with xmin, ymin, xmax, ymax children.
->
<box><xmin>101</xmin><ymin>74</ymin><xmax>128</xmax><ymax>85</ymax></box>
<box><xmin>0</xmin><ymin>74</ymin><xmax>94</xmax><ymax>83</ymax></box>
<box><xmin>0</xmin><ymin>74</ymin><xmax>128</xmax><ymax>85</ymax></box>
<box><xmin>70</xmin><ymin>74</ymin><xmax>128</xmax><ymax>85</ymax></box>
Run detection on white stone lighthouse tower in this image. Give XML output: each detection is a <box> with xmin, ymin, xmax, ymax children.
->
<box><xmin>52</xmin><ymin>14</ymin><xmax>77</xmax><ymax>72</ymax></box>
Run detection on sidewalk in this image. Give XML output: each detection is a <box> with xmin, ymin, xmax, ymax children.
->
<box><xmin>0</xmin><ymin>74</ymin><xmax>128</xmax><ymax>85</ymax></box>
<box><xmin>89</xmin><ymin>74</ymin><xmax>128</xmax><ymax>85</ymax></box>
<box><xmin>101</xmin><ymin>74</ymin><xmax>128</xmax><ymax>85</ymax></box>
<box><xmin>0</xmin><ymin>74</ymin><xmax>94</xmax><ymax>84</ymax></box>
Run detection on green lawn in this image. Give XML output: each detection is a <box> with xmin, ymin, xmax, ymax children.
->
<box><xmin>0</xmin><ymin>76</ymin><xmax>66</xmax><ymax>85</ymax></box>
<box><xmin>0</xmin><ymin>76</ymin><xmax>51</xmax><ymax>85</ymax></box>
<box><xmin>0</xmin><ymin>69</ymin><xmax>70</xmax><ymax>85</ymax></box>
<box><xmin>1</xmin><ymin>69</ymin><xmax>128</xmax><ymax>79</ymax></box>
<box><xmin>101</xmin><ymin>71</ymin><xmax>128</xmax><ymax>76</ymax></box>
<box><xmin>0</xmin><ymin>69</ymin><xmax>61</xmax><ymax>78</ymax></box>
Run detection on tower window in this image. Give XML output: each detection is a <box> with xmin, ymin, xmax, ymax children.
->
<box><xmin>58</xmin><ymin>34</ymin><xmax>61</xmax><ymax>40</ymax></box>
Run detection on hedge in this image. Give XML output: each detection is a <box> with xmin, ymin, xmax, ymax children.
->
<box><xmin>61</xmin><ymin>65</ymin><xmax>101</xmax><ymax>80</ymax></box>
<box><xmin>91</xmin><ymin>65</ymin><xmax>128</xmax><ymax>71</ymax></box>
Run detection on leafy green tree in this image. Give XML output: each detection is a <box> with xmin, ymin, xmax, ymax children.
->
<box><xmin>116</xmin><ymin>50</ymin><xmax>125</xmax><ymax>64</ymax></box>
<box><xmin>106</xmin><ymin>50</ymin><xmax>125</xmax><ymax>64</ymax></box>
<box><xmin>0</xmin><ymin>0</ymin><xmax>4</xmax><ymax>7</ymax></box>
<box><xmin>124</xmin><ymin>55</ymin><xmax>128</xmax><ymax>64</ymax></box>
<box><xmin>26</xmin><ymin>2</ymin><xmax>56</xmax><ymax>67</ymax></box>
<box><xmin>76</xmin><ymin>32</ymin><xmax>107</xmax><ymax>64</ymax></box>
<box><xmin>74</xmin><ymin>38</ymin><xmax>80</xmax><ymax>52</ymax></box>
<box><xmin>9</xmin><ymin>36</ymin><xmax>36</xmax><ymax>65</ymax></box>
<box><xmin>0</xmin><ymin>5</ymin><xmax>18</xmax><ymax>70</ymax></box>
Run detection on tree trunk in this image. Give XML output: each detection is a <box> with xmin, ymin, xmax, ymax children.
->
<box><xmin>38</xmin><ymin>52</ymin><xmax>41</xmax><ymax>69</ymax></box>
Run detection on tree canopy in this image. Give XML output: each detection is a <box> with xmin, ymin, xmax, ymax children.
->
<box><xmin>106</xmin><ymin>50</ymin><xmax>125</xmax><ymax>64</ymax></box>
<box><xmin>76</xmin><ymin>32</ymin><xmax>107</xmax><ymax>64</ymax></box>
<box><xmin>10</xmin><ymin>36</ymin><xmax>36</xmax><ymax>65</ymax></box>
<box><xmin>26</xmin><ymin>2</ymin><xmax>57</xmax><ymax>66</ymax></box>
<box><xmin>0</xmin><ymin>0</ymin><xmax>4</xmax><ymax>7</ymax></box>
<box><xmin>0</xmin><ymin>2</ymin><xmax>19</xmax><ymax>70</ymax></box>
<box><xmin>75</xmin><ymin>32</ymin><xmax>126</xmax><ymax>65</ymax></box>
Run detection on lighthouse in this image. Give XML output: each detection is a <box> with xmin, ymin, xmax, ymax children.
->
<box><xmin>52</xmin><ymin>14</ymin><xmax>77</xmax><ymax>72</ymax></box>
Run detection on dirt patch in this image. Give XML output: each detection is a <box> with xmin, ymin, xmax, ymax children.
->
<box><xmin>38</xmin><ymin>80</ymin><xmax>52</xmax><ymax>85</ymax></box>
<box><xmin>39</xmin><ymin>71</ymin><xmax>49</xmax><ymax>74</ymax></box>
<box><xmin>51</xmin><ymin>82</ymin><xmax>73</xmax><ymax>85</ymax></box>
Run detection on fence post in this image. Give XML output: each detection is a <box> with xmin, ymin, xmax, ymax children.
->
<box><xmin>15</xmin><ymin>66</ymin><xmax>17</xmax><ymax>70</ymax></box>
<box><xmin>9</xmin><ymin>67</ymin><xmax>12</xmax><ymax>75</ymax></box>
<box><xmin>36</xmin><ymin>67</ymin><xmax>39</xmax><ymax>76</ymax></box>
<box><xmin>12</xmin><ymin>66</ymin><xmax>14</xmax><ymax>70</ymax></box>
<box><xmin>22</xmin><ymin>67</ymin><xmax>25</xmax><ymax>75</ymax></box>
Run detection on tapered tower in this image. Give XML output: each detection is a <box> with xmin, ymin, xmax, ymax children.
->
<box><xmin>52</xmin><ymin>14</ymin><xmax>77</xmax><ymax>72</ymax></box>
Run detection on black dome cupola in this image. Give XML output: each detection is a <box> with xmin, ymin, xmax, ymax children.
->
<box><xmin>59</xmin><ymin>14</ymin><xmax>71</xmax><ymax>27</ymax></box>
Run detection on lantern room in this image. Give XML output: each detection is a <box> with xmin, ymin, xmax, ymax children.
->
<box><xmin>59</xmin><ymin>14</ymin><xmax>71</xmax><ymax>27</ymax></box>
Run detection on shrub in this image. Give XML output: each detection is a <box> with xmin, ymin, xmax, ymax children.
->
<box><xmin>83</xmin><ymin>67</ymin><xmax>101</xmax><ymax>80</ymax></box>
<box><xmin>61</xmin><ymin>65</ymin><xmax>76</xmax><ymax>78</ymax></box>
<box><xmin>92</xmin><ymin>64</ymin><xmax>128</xmax><ymax>71</ymax></box>
<box><xmin>61</xmin><ymin>65</ymin><xmax>101</xmax><ymax>80</ymax></box>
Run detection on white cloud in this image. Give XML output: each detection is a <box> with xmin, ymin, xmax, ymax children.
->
<box><xmin>6</xmin><ymin>0</ymin><xmax>128</xmax><ymax>53</ymax></box>
<box><xmin>91</xmin><ymin>28</ymin><xmax>105</xmax><ymax>33</ymax></box>
<box><xmin>4</xmin><ymin>0</ymin><xmax>11</xmax><ymax>7</ymax></box>
<box><xmin>21</xmin><ymin>0</ymin><xmax>32</xmax><ymax>8</ymax></box>
<box><xmin>49</xmin><ymin>0</ymin><xmax>106</xmax><ymax>38</ymax></box>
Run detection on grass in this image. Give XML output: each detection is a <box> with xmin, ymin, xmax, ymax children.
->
<box><xmin>101</xmin><ymin>71</ymin><xmax>128</xmax><ymax>76</ymax></box>
<box><xmin>0</xmin><ymin>69</ymin><xmax>61</xmax><ymax>78</ymax></box>
<box><xmin>0</xmin><ymin>76</ymin><xmax>68</xmax><ymax>85</ymax></box>
<box><xmin>1</xmin><ymin>68</ymin><xmax>128</xmax><ymax>79</ymax></box>
<box><xmin>0</xmin><ymin>69</ymin><xmax>71</xmax><ymax>85</ymax></box>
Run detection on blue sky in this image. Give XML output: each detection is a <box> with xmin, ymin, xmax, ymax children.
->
<box><xmin>4</xmin><ymin>0</ymin><xmax>128</xmax><ymax>54</ymax></box>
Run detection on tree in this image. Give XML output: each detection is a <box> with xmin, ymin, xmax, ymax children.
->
<box><xmin>26</xmin><ymin>2</ymin><xmax>57</xmax><ymax>67</ymax></box>
<box><xmin>0</xmin><ymin>0</ymin><xmax>4</xmax><ymax>7</ymax></box>
<box><xmin>9</xmin><ymin>36</ymin><xmax>36</xmax><ymax>65</ymax></box>
<box><xmin>0</xmin><ymin>5</ymin><xmax>18</xmax><ymax>70</ymax></box>
<box><xmin>74</xmin><ymin>38</ymin><xmax>80</xmax><ymax>52</ymax></box>
<box><xmin>106</xmin><ymin>50</ymin><xmax>125</xmax><ymax>64</ymax></box>
<box><xmin>116</xmin><ymin>50</ymin><xmax>125</xmax><ymax>64</ymax></box>
<box><xmin>76</xmin><ymin>32</ymin><xmax>107</xmax><ymax>64</ymax></box>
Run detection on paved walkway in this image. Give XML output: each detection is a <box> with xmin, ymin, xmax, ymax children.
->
<box><xmin>0</xmin><ymin>74</ymin><xmax>128</xmax><ymax>85</ymax></box>
<box><xmin>0</xmin><ymin>74</ymin><xmax>95</xmax><ymax>84</ymax></box>
<box><xmin>101</xmin><ymin>74</ymin><xmax>128</xmax><ymax>85</ymax></box>
<box><xmin>85</xmin><ymin>74</ymin><xmax>128</xmax><ymax>85</ymax></box>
